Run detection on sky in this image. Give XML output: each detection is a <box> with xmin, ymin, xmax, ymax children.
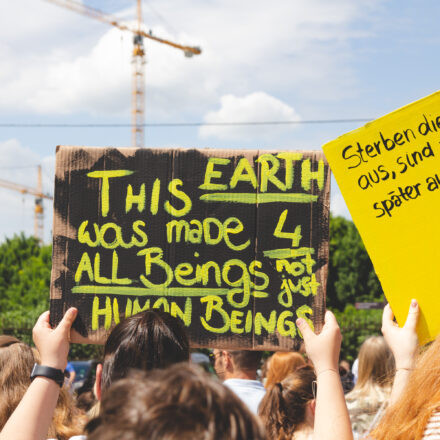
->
<box><xmin>0</xmin><ymin>0</ymin><xmax>439</xmax><ymax>243</ymax></box>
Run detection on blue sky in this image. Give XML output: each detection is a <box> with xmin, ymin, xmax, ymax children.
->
<box><xmin>0</xmin><ymin>0</ymin><xmax>439</xmax><ymax>242</ymax></box>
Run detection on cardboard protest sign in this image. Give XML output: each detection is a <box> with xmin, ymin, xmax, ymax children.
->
<box><xmin>323</xmin><ymin>91</ymin><xmax>440</xmax><ymax>344</ymax></box>
<box><xmin>50</xmin><ymin>146</ymin><xmax>330</xmax><ymax>350</ymax></box>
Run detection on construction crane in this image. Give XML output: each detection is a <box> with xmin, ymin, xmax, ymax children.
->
<box><xmin>44</xmin><ymin>0</ymin><xmax>202</xmax><ymax>147</ymax></box>
<box><xmin>0</xmin><ymin>166</ymin><xmax>53</xmax><ymax>243</ymax></box>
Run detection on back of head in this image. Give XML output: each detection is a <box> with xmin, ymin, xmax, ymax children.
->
<box><xmin>0</xmin><ymin>341</ymin><xmax>35</xmax><ymax>428</ymax></box>
<box><xmin>259</xmin><ymin>365</ymin><xmax>316</xmax><ymax>440</ymax></box>
<box><xmin>228</xmin><ymin>350</ymin><xmax>262</xmax><ymax>373</ymax></box>
<box><xmin>354</xmin><ymin>336</ymin><xmax>395</xmax><ymax>393</ymax></box>
<box><xmin>101</xmin><ymin>309</ymin><xmax>189</xmax><ymax>391</ymax></box>
<box><xmin>87</xmin><ymin>363</ymin><xmax>265</xmax><ymax>440</ymax></box>
<box><xmin>0</xmin><ymin>341</ymin><xmax>83</xmax><ymax>439</ymax></box>
<box><xmin>265</xmin><ymin>352</ymin><xmax>306</xmax><ymax>388</ymax></box>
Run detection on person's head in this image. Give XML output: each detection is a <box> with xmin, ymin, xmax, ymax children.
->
<box><xmin>259</xmin><ymin>365</ymin><xmax>316</xmax><ymax>440</ymax></box>
<box><xmin>0</xmin><ymin>335</ymin><xmax>21</xmax><ymax>348</ymax></box>
<box><xmin>370</xmin><ymin>335</ymin><xmax>440</xmax><ymax>440</ymax></box>
<box><xmin>339</xmin><ymin>360</ymin><xmax>350</xmax><ymax>374</ymax></box>
<box><xmin>354</xmin><ymin>336</ymin><xmax>395</xmax><ymax>394</ymax></box>
<box><xmin>86</xmin><ymin>363</ymin><xmax>265</xmax><ymax>440</ymax></box>
<box><xmin>265</xmin><ymin>351</ymin><xmax>307</xmax><ymax>388</ymax></box>
<box><xmin>0</xmin><ymin>339</ymin><xmax>83</xmax><ymax>439</ymax></box>
<box><xmin>76</xmin><ymin>390</ymin><xmax>97</xmax><ymax>413</ymax></box>
<box><xmin>212</xmin><ymin>349</ymin><xmax>262</xmax><ymax>381</ymax></box>
<box><xmin>0</xmin><ymin>340</ymin><xmax>34</xmax><ymax>428</ymax></box>
<box><xmin>96</xmin><ymin>309</ymin><xmax>189</xmax><ymax>399</ymax></box>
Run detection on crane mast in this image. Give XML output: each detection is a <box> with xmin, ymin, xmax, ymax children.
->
<box><xmin>0</xmin><ymin>165</ymin><xmax>53</xmax><ymax>243</ymax></box>
<box><xmin>44</xmin><ymin>0</ymin><xmax>201</xmax><ymax>147</ymax></box>
<box><xmin>132</xmin><ymin>0</ymin><xmax>145</xmax><ymax>147</ymax></box>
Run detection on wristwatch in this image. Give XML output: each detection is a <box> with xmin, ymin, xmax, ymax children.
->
<box><xmin>30</xmin><ymin>363</ymin><xmax>65</xmax><ymax>388</ymax></box>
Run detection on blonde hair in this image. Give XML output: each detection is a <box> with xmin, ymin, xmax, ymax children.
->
<box><xmin>265</xmin><ymin>352</ymin><xmax>306</xmax><ymax>389</ymax></box>
<box><xmin>0</xmin><ymin>342</ymin><xmax>85</xmax><ymax>439</ymax></box>
<box><xmin>370</xmin><ymin>336</ymin><xmax>440</xmax><ymax>440</ymax></box>
<box><xmin>0</xmin><ymin>343</ymin><xmax>35</xmax><ymax>428</ymax></box>
<box><xmin>353</xmin><ymin>336</ymin><xmax>395</xmax><ymax>396</ymax></box>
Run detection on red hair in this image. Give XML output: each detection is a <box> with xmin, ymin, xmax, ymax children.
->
<box><xmin>265</xmin><ymin>352</ymin><xmax>306</xmax><ymax>389</ymax></box>
<box><xmin>259</xmin><ymin>365</ymin><xmax>316</xmax><ymax>440</ymax></box>
<box><xmin>371</xmin><ymin>336</ymin><xmax>440</xmax><ymax>440</ymax></box>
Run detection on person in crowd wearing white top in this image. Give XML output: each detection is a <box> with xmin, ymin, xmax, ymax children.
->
<box><xmin>211</xmin><ymin>349</ymin><xmax>265</xmax><ymax>414</ymax></box>
<box><xmin>1</xmin><ymin>307</ymin><xmax>353</xmax><ymax>440</ymax></box>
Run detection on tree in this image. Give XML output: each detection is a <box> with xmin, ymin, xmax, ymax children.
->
<box><xmin>327</xmin><ymin>216</ymin><xmax>385</xmax><ymax>310</ymax></box>
<box><xmin>0</xmin><ymin>234</ymin><xmax>101</xmax><ymax>359</ymax></box>
<box><xmin>326</xmin><ymin>216</ymin><xmax>385</xmax><ymax>361</ymax></box>
<box><xmin>0</xmin><ymin>234</ymin><xmax>51</xmax><ymax>329</ymax></box>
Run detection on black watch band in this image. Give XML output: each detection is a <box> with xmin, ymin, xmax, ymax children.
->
<box><xmin>30</xmin><ymin>363</ymin><xmax>64</xmax><ymax>388</ymax></box>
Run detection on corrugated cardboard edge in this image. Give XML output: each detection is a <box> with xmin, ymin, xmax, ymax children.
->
<box><xmin>51</xmin><ymin>146</ymin><xmax>330</xmax><ymax>347</ymax></box>
<box><xmin>313</xmin><ymin>152</ymin><xmax>330</xmax><ymax>336</ymax></box>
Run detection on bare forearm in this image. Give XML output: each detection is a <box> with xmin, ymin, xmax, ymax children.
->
<box><xmin>389</xmin><ymin>369</ymin><xmax>412</xmax><ymax>406</ymax></box>
<box><xmin>314</xmin><ymin>370</ymin><xmax>353</xmax><ymax>440</ymax></box>
<box><xmin>0</xmin><ymin>378</ymin><xmax>59</xmax><ymax>440</ymax></box>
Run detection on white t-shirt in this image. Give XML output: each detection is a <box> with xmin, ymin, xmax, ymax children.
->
<box><xmin>223</xmin><ymin>378</ymin><xmax>266</xmax><ymax>414</ymax></box>
<box><xmin>423</xmin><ymin>411</ymin><xmax>440</xmax><ymax>439</ymax></box>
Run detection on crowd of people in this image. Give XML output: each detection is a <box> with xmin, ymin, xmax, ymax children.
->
<box><xmin>0</xmin><ymin>298</ymin><xmax>436</xmax><ymax>439</ymax></box>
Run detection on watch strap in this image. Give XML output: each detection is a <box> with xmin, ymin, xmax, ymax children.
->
<box><xmin>30</xmin><ymin>363</ymin><xmax>64</xmax><ymax>388</ymax></box>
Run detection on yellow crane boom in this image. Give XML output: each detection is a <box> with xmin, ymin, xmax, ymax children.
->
<box><xmin>0</xmin><ymin>166</ymin><xmax>53</xmax><ymax>242</ymax></box>
<box><xmin>45</xmin><ymin>0</ymin><xmax>201</xmax><ymax>56</ymax></box>
<box><xmin>44</xmin><ymin>0</ymin><xmax>201</xmax><ymax>147</ymax></box>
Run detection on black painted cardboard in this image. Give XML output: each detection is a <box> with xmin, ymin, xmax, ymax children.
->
<box><xmin>50</xmin><ymin>146</ymin><xmax>330</xmax><ymax>350</ymax></box>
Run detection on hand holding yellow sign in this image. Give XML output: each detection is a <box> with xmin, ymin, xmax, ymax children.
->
<box><xmin>323</xmin><ymin>91</ymin><xmax>440</xmax><ymax>344</ymax></box>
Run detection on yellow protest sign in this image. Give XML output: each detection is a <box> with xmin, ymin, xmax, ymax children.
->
<box><xmin>323</xmin><ymin>91</ymin><xmax>440</xmax><ymax>344</ymax></box>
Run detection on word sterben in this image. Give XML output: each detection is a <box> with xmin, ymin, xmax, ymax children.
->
<box><xmin>342</xmin><ymin>114</ymin><xmax>440</xmax><ymax>170</ymax></box>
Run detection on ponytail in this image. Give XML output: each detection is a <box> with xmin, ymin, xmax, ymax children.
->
<box><xmin>259</xmin><ymin>382</ymin><xmax>292</xmax><ymax>440</ymax></box>
<box><xmin>259</xmin><ymin>365</ymin><xmax>316</xmax><ymax>440</ymax></box>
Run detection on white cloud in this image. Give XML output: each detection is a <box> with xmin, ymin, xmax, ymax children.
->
<box><xmin>330</xmin><ymin>176</ymin><xmax>351</xmax><ymax>219</ymax></box>
<box><xmin>0</xmin><ymin>0</ymin><xmax>384</xmax><ymax>119</ymax></box>
<box><xmin>0</xmin><ymin>139</ymin><xmax>54</xmax><ymax>242</ymax></box>
<box><xmin>330</xmin><ymin>192</ymin><xmax>351</xmax><ymax>219</ymax></box>
<box><xmin>27</xmin><ymin>28</ymin><xmax>133</xmax><ymax>115</ymax></box>
<box><xmin>199</xmin><ymin>92</ymin><xmax>300</xmax><ymax>141</ymax></box>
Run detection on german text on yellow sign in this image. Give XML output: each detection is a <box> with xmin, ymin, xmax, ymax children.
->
<box><xmin>323</xmin><ymin>91</ymin><xmax>440</xmax><ymax>344</ymax></box>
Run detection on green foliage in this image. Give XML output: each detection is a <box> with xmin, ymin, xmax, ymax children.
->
<box><xmin>69</xmin><ymin>343</ymin><xmax>103</xmax><ymax>361</ymax></box>
<box><xmin>0</xmin><ymin>234</ymin><xmax>101</xmax><ymax>360</ymax></box>
<box><xmin>327</xmin><ymin>215</ymin><xmax>385</xmax><ymax>310</ymax></box>
<box><xmin>0</xmin><ymin>234</ymin><xmax>50</xmax><ymax>327</ymax></box>
<box><xmin>333</xmin><ymin>305</ymin><xmax>383</xmax><ymax>362</ymax></box>
<box><xmin>327</xmin><ymin>216</ymin><xmax>385</xmax><ymax>360</ymax></box>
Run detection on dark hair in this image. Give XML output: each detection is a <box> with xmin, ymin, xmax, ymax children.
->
<box><xmin>259</xmin><ymin>365</ymin><xmax>316</xmax><ymax>440</ymax></box>
<box><xmin>101</xmin><ymin>309</ymin><xmax>189</xmax><ymax>392</ymax></box>
<box><xmin>227</xmin><ymin>350</ymin><xmax>262</xmax><ymax>371</ymax></box>
<box><xmin>76</xmin><ymin>391</ymin><xmax>97</xmax><ymax>413</ymax></box>
<box><xmin>87</xmin><ymin>363</ymin><xmax>265</xmax><ymax>440</ymax></box>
